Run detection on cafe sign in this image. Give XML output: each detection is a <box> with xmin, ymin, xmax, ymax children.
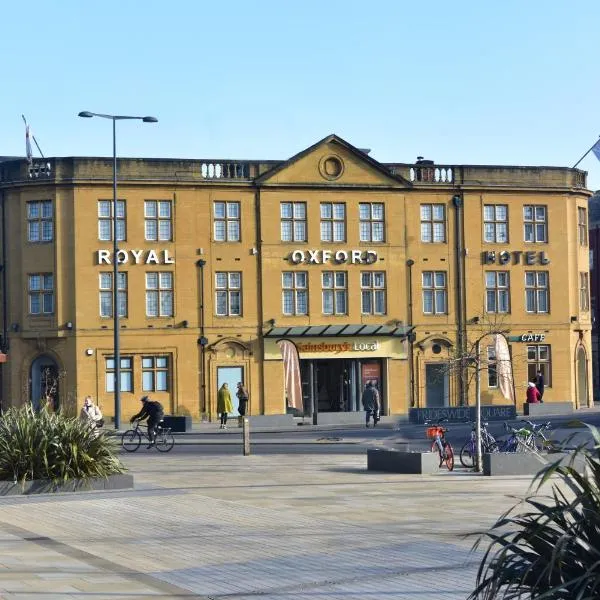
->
<box><xmin>289</xmin><ymin>249</ymin><xmax>378</xmax><ymax>265</ymax></box>
<box><xmin>508</xmin><ymin>333</ymin><xmax>546</xmax><ymax>342</ymax></box>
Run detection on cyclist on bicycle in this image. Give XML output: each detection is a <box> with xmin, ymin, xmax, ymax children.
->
<box><xmin>130</xmin><ymin>395</ymin><xmax>164</xmax><ymax>448</ymax></box>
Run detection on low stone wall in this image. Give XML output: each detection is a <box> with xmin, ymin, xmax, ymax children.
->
<box><xmin>367</xmin><ymin>448</ymin><xmax>439</xmax><ymax>474</ymax></box>
<box><xmin>483</xmin><ymin>451</ymin><xmax>585</xmax><ymax>476</ymax></box>
<box><xmin>0</xmin><ymin>474</ymin><xmax>134</xmax><ymax>496</ymax></box>
<box><xmin>523</xmin><ymin>402</ymin><xmax>573</xmax><ymax>416</ymax></box>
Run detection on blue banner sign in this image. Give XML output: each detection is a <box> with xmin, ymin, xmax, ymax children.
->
<box><xmin>409</xmin><ymin>405</ymin><xmax>517</xmax><ymax>424</ymax></box>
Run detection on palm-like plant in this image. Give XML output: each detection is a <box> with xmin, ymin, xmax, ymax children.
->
<box><xmin>0</xmin><ymin>403</ymin><xmax>125</xmax><ymax>485</ymax></box>
<box><xmin>469</xmin><ymin>425</ymin><xmax>600</xmax><ymax>599</ymax></box>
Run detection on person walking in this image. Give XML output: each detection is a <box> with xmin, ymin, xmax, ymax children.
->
<box><xmin>236</xmin><ymin>382</ymin><xmax>249</xmax><ymax>427</ymax></box>
<box><xmin>79</xmin><ymin>396</ymin><xmax>103</xmax><ymax>434</ymax></box>
<box><xmin>526</xmin><ymin>381</ymin><xmax>541</xmax><ymax>404</ymax></box>
<box><xmin>217</xmin><ymin>383</ymin><xmax>234</xmax><ymax>429</ymax></box>
<box><xmin>535</xmin><ymin>369</ymin><xmax>545</xmax><ymax>402</ymax></box>
<box><xmin>361</xmin><ymin>381</ymin><xmax>380</xmax><ymax>428</ymax></box>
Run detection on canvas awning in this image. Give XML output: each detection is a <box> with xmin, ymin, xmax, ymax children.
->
<box><xmin>264</xmin><ymin>324</ymin><xmax>412</xmax><ymax>338</ymax></box>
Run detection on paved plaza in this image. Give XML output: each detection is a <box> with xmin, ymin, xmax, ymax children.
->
<box><xmin>0</xmin><ymin>448</ymin><xmax>543</xmax><ymax>599</ymax></box>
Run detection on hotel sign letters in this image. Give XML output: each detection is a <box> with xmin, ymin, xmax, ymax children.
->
<box><xmin>482</xmin><ymin>250</ymin><xmax>550</xmax><ymax>266</ymax></box>
<box><xmin>97</xmin><ymin>249</ymin><xmax>175</xmax><ymax>265</ymax></box>
<box><xmin>289</xmin><ymin>249</ymin><xmax>378</xmax><ymax>265</ymax></box>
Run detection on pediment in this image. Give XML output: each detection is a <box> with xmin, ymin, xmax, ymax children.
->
<box><xmin>257</xmin><ymin>134</ymin><xmax>411</xmax><ymax>188</ymax></box>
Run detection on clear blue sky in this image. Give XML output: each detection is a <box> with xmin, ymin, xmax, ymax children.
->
<box><xmin>2</xmin><ymin>0</ymin><xmax>600</xmax><ymax>189</ymax></box>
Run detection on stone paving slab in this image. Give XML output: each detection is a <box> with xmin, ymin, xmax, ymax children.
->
<box><xmin>0</xmin><ymin>452</ymin><xmax>548</xmax><ymax>599</ymax></box>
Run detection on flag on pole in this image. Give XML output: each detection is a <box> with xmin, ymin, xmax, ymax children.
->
<box><xmin>592</xmin><ymin>139</ymin><xmax>600</xmax><ymax>162</ymax></box>
<box><xmin>25</xmin><ymin>125</ymin><xmax>33</xmax><ymax>164</ymax></box>
<box><xmin>494</xmin><ymin>334</ymin><xmax>515</xmax><ymax>403</ymax></box>
<box><xmin>277</xmin><ymin>339</ymin><xmax>302</xmax><ymax>411</ymax></box>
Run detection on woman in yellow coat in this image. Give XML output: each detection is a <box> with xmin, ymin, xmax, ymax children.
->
<box><xmin>217</xmin><ymin>383</ymin><xmax>234</xmax><ymax>429</ymax></box>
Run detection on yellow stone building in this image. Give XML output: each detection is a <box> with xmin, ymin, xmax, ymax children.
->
<box><xmin>0</xmin><ymin>135</ymin><xmax>592</xmax><ymax>423</ymax></box>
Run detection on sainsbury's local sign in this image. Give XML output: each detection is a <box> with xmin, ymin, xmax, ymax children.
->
<box><xmin>97</xmin><ymin>249</ymin><xmax>175</xmax><ymax>265</ymax></box>
<box><xmin>289</xmin><ymin>249</ymin><xmax>378</xmax><ymax>265</ymax></box>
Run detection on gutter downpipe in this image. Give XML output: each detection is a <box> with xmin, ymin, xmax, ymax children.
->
<box><xmin>0</xmin><ymin>191</ymin><xmax>6</xmax><ymax>413</ymax></box>
<box><xmin>255</xmin><ymin>184</ymin><xmax>266</xmax><ymax>417</ymax></box>
<box><xmin>406</xmin><ymin>259</ymin><xmax>415</xmax><ymax>407</ymax></box>
<box><xmin>452</xmin><ymin>192</ymin><xmax>468</xmax><ymax>406</ymax></box>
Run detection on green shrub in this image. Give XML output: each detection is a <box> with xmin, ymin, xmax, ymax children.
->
<box><xmin>0</xmin><ymin>403</ymin><xmax>125</xmax><ymax>485</ymax></box>
<box><xmin>469</xmin><ymin>425</ymin><xmax>600</xmax><ymax>599</ymax></box>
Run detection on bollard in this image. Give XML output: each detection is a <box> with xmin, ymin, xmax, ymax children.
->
<box><xmin>242</xmin><ymin>417</ymin><xmax>250</xmax><ymax>456</ymax></box>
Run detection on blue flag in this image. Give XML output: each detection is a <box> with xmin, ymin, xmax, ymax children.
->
<box><xmin>592</xmin><ymin>139</ymin><xmax>600</xmax><ymax>162</ymax></box>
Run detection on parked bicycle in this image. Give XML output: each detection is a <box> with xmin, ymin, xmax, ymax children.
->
<box><xmin>425</xmin><ymin>418</ymin><xmax>454</xmax><ymax>471</ymax></box>
<box><xmin>121</xmin><ymin>419</ymin><xmax>175</xmax><ymax>452</ymax></box>
<box><xmin>459</xmin><ymin>421</ymin><xmax>498</xmax><ymax>468</ymax></box>
<box><xmin>519</xmin><ymin>419</ymin><xmax>553</xmax><ymax>451</ymax></box>
<box><xmin>493</xmin><ymin>423</ymin><xmax>537</xmax><ymax>453</ymax></box>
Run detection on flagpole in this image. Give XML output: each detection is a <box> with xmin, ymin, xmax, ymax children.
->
<box><xmin>21</xmin><ymin>115</ymin><xmax>45</xmax><ymax>159</ymax></box>
<box><xmin>573</xmin><ymin>135</ymin><xmax>600</xmax><ymax>168</ymax></box>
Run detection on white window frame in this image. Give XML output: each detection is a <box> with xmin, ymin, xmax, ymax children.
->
<box><xmin>213</xmin><ymin>201</ymin><xmax>241</xmax><ymax>242</ymax></box>
<box><xmin>580</xmin><ymin>272</ymin><xmax>590</xmax><ymax>311</ymax></box>
<box><xmin>322</xmin><ymin>271</ymin><xmax>347</xmax><ymax>315</ymax></box>
<box><xmin>215</xmin><ymin>272</ymin><xmax>242</xmax><ymax>316</ymax></box>
<box><xmin>422</xmin><ymin>271</ymin><xmax>447</xmax><ymax>315</ymax></box>
<box><xmin>360</xmin><ymin>271</ymin><xmax>386</xmax><ymax>315</ymax></box>
<box><xmin>483</xmin><ymin>204</ymin><xmax>508</xmax><ymax>243</ymax></box>
<box><xmin>359</xmin><ymin>203</ymin><xmax>385</xmax><ymax>242</ymax></box>
<box><xmin>578</xmin><ymin>207</ymin><xmax>588</xmax><ymax>246</ymax></box>
<box><xmin>145</xmin><ymin>272</ymin><xmax>174</xmax><ymax>317</ymax></box>
<box><xmin>280</xmin><ymin>202</ymin><xmax>307</xmax><ymax>242</ymax></box>
<box><xmin>282</xmin><ymin>272</ymin><xmax>308</xmax><ymax>315</ymax></box>
<box><xmin>524</xmin><ymin>205</ymin><xmax>547</xmax><ymax>243</ymax></box>
<box><xmin>98</xmin><ymin>200</ymin><xmax>126</xmax><ymax>242</ymax></box>
<box><xmin>525</xmin><ymin>271</ymin><xmax>549</xmax><ymax>313</ymax></box>
<box><xmin>485</xmin><ymin>271</ymin><xmax>510</xmax><ymax>313</ymax></box>
<box><xmin>145</xmin><ymin>200</ymin><xmax>172</xmax><ymax>241</ymax></box>
<box><xmin>527</xmin><ymin>345</ymin><xmax>551</xmax><ymax>387</ymax></box>
<box><xmin>28</xmin><ymin>273</ymin><xmax>54</xmax><ymax>315</ymax></box>
<box><xmin>27</xmin><ymin>200</ymin><xmax>53</xmax><ymax>243</ymax></box>
<box><xmin>99</xmin><ymin>272</ymin><xmax>128</xmax><ymax>318</ymax></box>
<box><xmin>142</xmin><ymin>356</ymin><xmax>169</xmax><ymax>392</ymax></box>
<box><xmin>420</xmin><ymin>204</ymin><xmax>446</xmax><ymax>243</ymax></box>
<box><xmin>320</xmin><ymin>202</ymin><xmax>346</xmax><ymax>242</ymax></box>
<box><xmin>106</xmin><ymin>356</ymin><xmax>133</xmax><ymax>392</ymax></box>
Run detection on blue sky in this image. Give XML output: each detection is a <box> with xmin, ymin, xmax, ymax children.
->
<box><xmin>2</xmin><ymin>0</ymin><xmax>600</xmax><ymax>189</ymax></box>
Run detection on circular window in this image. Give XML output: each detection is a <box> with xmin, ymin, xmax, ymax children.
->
<box><xmin>319</xmin><ymin>155</ymin><xmax>344</xmax><ymax>181</ymax></box>
<box><xmin>432</xmin><ymin>343</ymin><xmax>442</xmax><ymax>355</ymax></box>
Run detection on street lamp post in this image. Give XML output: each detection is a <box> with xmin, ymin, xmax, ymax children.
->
<box><xmin>78</xmin><ymin>111</ymin><xmax>157</xmax><ymax>429</ymax></box>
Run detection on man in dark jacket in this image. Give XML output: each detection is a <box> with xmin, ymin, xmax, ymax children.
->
<box><xmin>535</xmin><ymin>370</ymin><xmax>545</xmax><ymax>402</ymax></box>
<box><xmin>131</xmin><ymin>396</ymin><xmax>164</xmax><ymax>448</ymax></box>
<box><xmin>361</xmin><ymin>381</ymin><xmax>380</xmax><ymax>428</ymax></box>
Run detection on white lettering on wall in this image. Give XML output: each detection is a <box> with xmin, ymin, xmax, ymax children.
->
<box><xmin>96</xmin><ymin>250</ymin><xmax>176</xmax><ymax>265</ymax></box>
<box><xmin>288</xmin><ymin>249</ymin><xmax>378</xmax><ymax>265</ymax></box>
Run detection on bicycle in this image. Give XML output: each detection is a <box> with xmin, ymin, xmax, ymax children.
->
<box><xmin>121</xmin><ymin>419</ymin><xmax>175</xmax><ymax>452</ymax></box>
<box><xmin>459</xmin><ymin>421</ymin><xmax>498</xmax><ymax>468</ymax></box>
<box><xmin>492</xmin><ymin>423</ymin><xmax>538</xmax><ymax>453</ymax></box>
<box><xmin>519</xmin><ymin>419</ymin><xmax>553</xmax><ymax>451</ymax></box>
<box><xmin>425</xmin><ymin>419</ymin><xmax>454</xmax><ymax>471</ymax></box>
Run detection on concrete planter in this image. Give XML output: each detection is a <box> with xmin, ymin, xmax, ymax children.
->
<box><xmin>523</xmin><ymin>402</ymin><xmax>573</xmax><ymax>416</ymax></box>
<box><xmin>0</xmin><ymin>473</ymin><xmax>134</xmax><ymax>496</ymax></box>
<box><xmin>483</xmin><ymin>451</ymin><xmax>586</xmax><ymax>476</ymax></box>
<box><xmin>163</xmin><ymin>415</ymin><xmax>193</xmax><ymax>432</ymax></box>
<box><xmin>367</xmin><ymin>448</ymin><xmax>439</xmax><ymax>474</ymax></box>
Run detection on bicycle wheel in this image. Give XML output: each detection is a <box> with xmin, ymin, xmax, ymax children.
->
<box><xmin>155</xmin><ymin>431</ymin><xmax>175</xmax><ymax>452</ymax></box>
<box><xmin>121</xmin><ymin>429</ymin><xmax>141</xmax><ymax>452</ymax></box>
<box><xmin>444</xmin><ymin>443</ymin><xmax>454</xmax><ymax>471</ymax></box>
<box><xmin>459</xmin><ymin>441</ymin><xmax>474</xmax><ymax>468</ymax></box>
<box><xmin>431</xmin><ymin>441</ymin><xmax>443</xmax><ymax>467</ymax></box>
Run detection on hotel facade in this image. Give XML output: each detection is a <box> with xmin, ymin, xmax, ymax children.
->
<box><xmin>0</xmin><ymin>135</ymin><xmax>593</xmax><ymax>422</ymax></box>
